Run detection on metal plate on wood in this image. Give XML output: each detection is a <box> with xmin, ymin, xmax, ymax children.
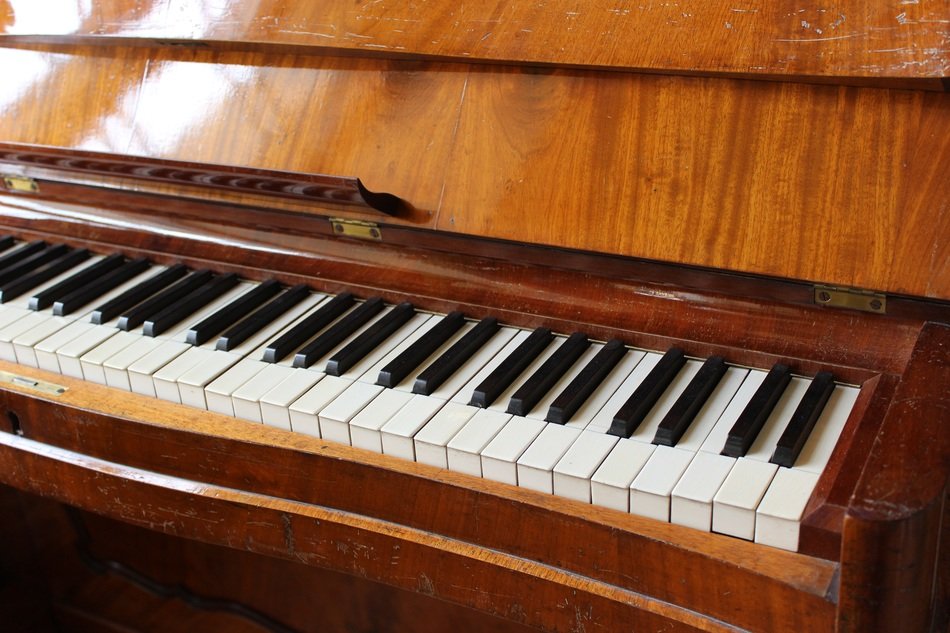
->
<box><xmin>2</xmin><ymin>175</ymin><xmax>38</xmax><ymax>193</ymax></box>
<box><xmin>330</xmin><ymin>218</ymin><xmax>382</xmax><ymax>241</ymax></box>
<box><xmin>814</xmin><ymin>285</ymin><xmax>886</xmax><ymax>314</ymax></box>
<box><xmin>0</xmin><ymin>371</ymin><xmax>67</xmax><ymax>396</ymax></box>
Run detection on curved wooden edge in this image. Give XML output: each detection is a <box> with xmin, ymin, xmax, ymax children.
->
<box><xmin>0</xmin><ymin>142</ymin><xmax>413</xmax><ymax>217</ymax></box>
<box><xmin>837</xmin><ymin>322</ymin><xmax>950</xmax><ymax>632</ymax></box>
<box><xmin>0</xmin><ymin>433</ymin><xmax>723</xmax><ymax>633</ymax></box>
<box><xmin>0</xmin><ymin>359</ymin><xmax>838</xmax><ymax>632</ymax></box>
<box><xmin>1</xmin><ymin>0</ymin><xmax>948</xmax><ymax>85</ymax></box>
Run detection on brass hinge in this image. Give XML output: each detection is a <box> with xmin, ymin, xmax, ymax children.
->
<box><xmin>329</xmin><ymin>218</ymin><xmax>382</xmax><ymax>241</ymax></box>
<box><xmin>0</xmin><ymin>371</ymin><xmax>67</xmax><ymax>396</ymax></box>
<box><xmin>2</xmin><ymin>175</ymin><xmax>39</xmax><ymax>193</ymax></box>
<box><xmin>814</xmin><ymin>285</ymin><xmax>886</xmax><ymax>314</ymax></box>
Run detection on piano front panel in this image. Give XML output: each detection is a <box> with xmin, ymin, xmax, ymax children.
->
<box><xmin>1</xmin><ymin>44</ymin><xmax>948</xmax><ymax>298</ymax></box>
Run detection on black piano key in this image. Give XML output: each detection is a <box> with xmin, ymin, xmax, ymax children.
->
<box><xmin>770</xmin><ymin>371</ymin><xmax>836</xmax><ymax>467</ymax></box>
<box><xmin>216</xmin><ymin>283</ymin><xmax>310</xmax><ymax>351</ymax></box>
<box><xmin>187</xmin><ymin>279</ymin><xmax>282</xmax><ymax>346</ymax></box>
<box><xmin>469</xmin><ymin>326</ymin><xmax>553</xmax><ymax>408</ymax></box>
<box><xmin>29</xmin><ymin>253</ymin><xmax>126</xmax><ymax>311</ymax></box>
<box><xmin>0</xmin><ymin>240</ymin><xmax>46</xmax><ymax>271</ymax></box>
<box><xmin>653</xmin><ymin>355</ymin><xmax>728</xmax><ymax>446</ymax></box>
<box><xmin>0</xmin><ymin>248</ymin><xmax>91</xmax><ymax>302</ymax></box>
<box><xmin>293</xmin><ymin>297</ymin><xmax>385</xmax><ymax>368</ymax></box>
<box><xmin>721</xmin><ymin>363</ymin><xmax>792</xmax><ymax>458</ymax></box>
<box><xmin>377</xmin><ymin>311</ymin><xmax>467</xmax><ymax>388</ymax></box>
<box><xmin>54</xmin><ymin>257</ymin><xmax>151</xmax><ymax>316</ymax></box>
<box><xmin>546</xmin><ymin>338</ymin><xmax>627</xmax><ymax>425</ymax></box>
<box><xmin>507</xmin><ymin>332</ymin><xmax>589</xmax><ymax>417</ymax></box>
<box><xmin>606</xmin><ymin>347</ymin><xmax>687</xmax><ymax>439</ymax></box>
<box><xmin>0</xmin><ymin>236</ymin><xmax>15</xmax><ymax>252</ymax></box>
<box><xmin>91</xmin><ymin>264</ymin><xmax>188</xmax><ymax>325</ymax></box>
<box><xmin>263</xmin><ymin>292</ymin><xmax>355</xmax><ymax>363</ymax></box>
<box><xmin>326</xmin><ymin>302</ymin><xmax>415</xmax><ymax>376</ymax></box>
<box><xmin>413</xmin><ymin>317</ymin><xmax>500</xmax><ymax>396</ymax></box>
<box><xmin>116</xmin><ymin>268</ymin><xmax>212</xmax><ymax>331</ymax></box>
<box><xmin>0</xmin><ymin>243</ymin><xmax>70</xmax><ymax>287</ymax></box>
<box><xmin>144</xmin><ymin>272</ymin><xmax>240</xmax><ymax>337</ymax></box>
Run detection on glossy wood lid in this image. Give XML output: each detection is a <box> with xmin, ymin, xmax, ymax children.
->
<box><xmin>1</xmin><ymin>0</ymin><xmax>947</xmax><ymax>86</ymax></box>
<box><xmin>0</xmin><ymin>42</ymin><xmax>947</xmax><ymax>300</ymax></box>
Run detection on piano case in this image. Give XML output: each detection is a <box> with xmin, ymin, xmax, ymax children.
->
<box><xmin>0</xmin><ymin>2</ymin><xmax>946</xmax><ymax>631</ymax></box>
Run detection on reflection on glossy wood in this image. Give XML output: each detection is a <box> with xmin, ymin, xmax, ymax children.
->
<box><xmin>1</xmin><ymin>0</ymin><xmax>947</xmax><ymax>84</ymax></box>
<box><xmin>0</xmin><ymin>45</ymin><xmax>947</xmax><ymax>298</ymax></box>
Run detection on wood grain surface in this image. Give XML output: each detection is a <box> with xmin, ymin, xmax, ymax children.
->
<box><xmin>0</xmin><ymin>0</ymin><xmax>947</xmax><ymax>84</ymax></box>
<box><xmin>0</xmin><ymin>43</ymin><xmax>947</xmax><ymax>298</ymax></box>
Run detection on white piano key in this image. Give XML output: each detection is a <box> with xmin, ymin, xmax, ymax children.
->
<box><xmin>34</xmin><ymin>321</ymin><xmax>98</xmax><ymax>373</ymax></box>
<box><xmin>349</xmin><ymin>388</ymin><xmax>415</xmax><ymax>453</ymax></box>
<box><xmin>699</xmin><ymin>369</ymin><xmax>768</xmax><ymax>454</ymax></box>
<box><xmin>232</xmin><ymin>364</ymin><xmax>301</xmax><ymax>422</ymax></box>
<box><xmin>12</xmin><ymin>315</ymin><xmax>73</xmax><ymax>367</ymax></box>
<box><xmin>485</xmin><ymin>334</ymin><xmax>563</xmax><ymax>413</ymax></box>
<box><xmin>151</xmin><ymin>347</ymin><xmax>218</xmax><ymax>403</ymax></box>
<box><xmin>178</xmin><ymin>351</ymin><xmax>244</xmax><ymax>409</ymax></box>
<box><xmin>0</xmin><ymin>311</ymin><xmax>49</xmax><ymax>360</ymax></box>
<box><xmin>224</xmin><ymin>291</ymin><xmax>330</xmax><ymax>356</ymax></box>
<box><xmin>480</xmin><ymin>417</ymin><xmax>547</xmax><ymax>486</ymax></box>
<box><xmin>585</xmin><ymin>351</ymin><xmax>664</xmax><ymax>434</ymax></box>
<box><xmin>671</xmin><ymin>451</ymin><xmax>736</xmax><ymax>531</ymax></box>
<box><xmin>793</xmin><ymin>385</ymin><xmax>859</xmax><ymax>474</ymax></box>
<box><xmin>744</xmin><ymin>376</ymin><xmax>811</xmax><ymax>462</ymax></box>
<box><xmin>564</xmin><ymin>349</ymin><xmax>645</xmax><ymax>430</ymax></box>
<box><xmin>259</xmin><ymin>369</ymin><xmax>329</xmax><ymax>430</ymax></box>
<box><xmin>318</xmin><ymin>381</ymin><xmax>385</xmax><ymax>445</ymax></box>
<box><xmin>674</xmin><ymin>366</ymin><xmax>750</xmax><ymax>451</ymax></box>
<box><xmin>629</xmin><ymin>445</ymin><xmax>695</xmax><ymax>522</ymax></box>
<box><xmin>755</xmin><ymin>468</ymin><xmax>820</xmax><ymax>551</ymax></box>
<box><xmin>712</xmin><ymin>458</ymin><xmax>778</xmax><ymax>540</ymax></box>
<box><xmin>79</xmin><ymin>330</ymin><xmax>141</xmax><ymax>384</ymax></box>
<box><xmin>450</xmin><ymin>329</ymin><xmax>531</xmax><ymax>405</ymax></box>
<box><xmin>125</xmin><ymin>340</ymin><xmax>190</xmax><ymax>396</ymax></box>
<box><xmin>553</xmin><ymin>431</ymin><xmax>619</xmax><ymax>502</ymax></box>
<box><xmin>446</xmin><ymin>409</ymin><xmax>512</xmax><ymax>477</ymax></box>
<box><xmin>427</xmin><ymin>326</ymin><xmax>519</xmax><ymax>401</ymax></box>
<box><xmin>516</xmin><ymin>424</ymin><xmax>582</xmax><ymax>493</ymax></box>
<box><xmin>340</xmin><ymin>312</ymin><xmax>434</xmax><ymax>381</ymax></box>
<box><xmin>590</xmin><ymin>439</ymin><xmax>655</xmax><ymax>512</ymax></box>
<box><xmin>205</xmin><ymin>359</ymin><xmax>269</xmax><ymax>416</ymax></box>
<box><xmin>380</xmin><ymin>394</ymin><xmax>445</xmax><ymax>461</ymax></box>
<box><xmin>286</xmin><ymin>374</ymin><xmax>349</xmax><ymax>436</ymax></box>
<box><xmin>413</xmin><ymin>402</ymin><xmax>478</xmax><ymax>469</ymax></box>
<box><xmin>359</xmin><ymin>315</ymin><xmax>445</xmax><ymax>385</ymax></box>
<box><xmin>523</xmin><ymin>343</ymin><xmax>603</xmax><ymax>420</ymax></box>
<box><xmin>0</xmin><ymin>306</ymin><xmax>29</xmax><ymax>329</ymax></box>
<box><xmin>386</xmin><ymin>321</ymin><xmax>476</xmax><ymax>392</ymax></box>
<box><xmin>627</xmin><ymin>359</ymin><xmax>703</xmax><ymax>443</ymax></box>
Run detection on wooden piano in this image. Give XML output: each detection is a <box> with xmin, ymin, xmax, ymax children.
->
<box><xmin>0</xmin><ymin>2</ymin><xmax>947</xmax><ymax>631</ymax></box>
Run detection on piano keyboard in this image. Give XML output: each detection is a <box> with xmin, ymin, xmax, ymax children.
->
<box><xmin>0</xmin><ymin>238</ymin><xmax>859</xmax><ymax>552</ymax></box>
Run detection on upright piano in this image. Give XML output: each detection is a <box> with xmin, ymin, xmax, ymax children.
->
<box><xmin>0</xmin><ymin>2</ymin><xmax>947</xmax><ymax>631</ymax></box>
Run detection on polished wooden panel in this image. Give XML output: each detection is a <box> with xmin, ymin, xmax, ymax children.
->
<box><xmin>0</xmin><ymin>361</ymin><xmax>839</xmax><ymax>632</ymax></box>
<box><xmin>1</xmin><ymin>44</ymin><xmax>947</xmax><ymax>298</ymax></box>
<box><xmin>439</xmin><ymin>67</ymin><xmax>950</xmax><ymax>299</ymax></box>
<box><xmin>3</xmin><ymin>489</ymin><xmax>538</xmax><ymax>633</ymax></box>
<box><xmin>1</xmin><ymin>0</ymin><xmax>947</xmax><ymax>85</ymax></box>
<box><xmin>838</xmin><ymin>322</ymin><xmax>950</xmax><ymax>633</ymax></box>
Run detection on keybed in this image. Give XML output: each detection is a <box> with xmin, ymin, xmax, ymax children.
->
<box><xmin>0</xmin><ymin>237</ymin><xmax>860</xmax><ymax>552</ymax></box>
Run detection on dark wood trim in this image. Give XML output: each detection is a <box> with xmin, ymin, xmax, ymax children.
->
<box><xmin>0</xmin><ymin>143</ymin><xmax>411</xmax><ymax>216</ymax></box>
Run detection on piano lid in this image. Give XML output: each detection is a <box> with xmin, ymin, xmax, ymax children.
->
<box><xmin>1</xmin><ymin>0</ymin><xmax>947</xmax><ymax>87</ymax></box>
<box><xmin>0</xmin><ymin>2</ymin><xmax>947</xmax><ymax>300</ymax></box>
